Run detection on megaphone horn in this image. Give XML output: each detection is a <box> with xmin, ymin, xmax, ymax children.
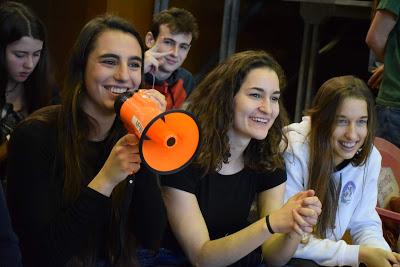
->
<box><xmin>115</xmin><ymin>90</ymin><xmax>201</xmax><ymax>175</ymax></box>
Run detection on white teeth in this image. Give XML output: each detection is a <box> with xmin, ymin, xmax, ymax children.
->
<box><xmin>250</xmin><ymin>117</ymin><xmax>268</xmax><ymax>123</ymax></box>
<box><xmin>340</xmin><ymin>141</ymin><xmax>356</xmax><ymax>148</ymax></box>
<box><xmin>105</xmin><ymin>86</ymin><xmax>128</xmax><ymax>94</ymax></box>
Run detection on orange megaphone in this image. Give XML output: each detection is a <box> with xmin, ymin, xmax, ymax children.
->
<box><xmin>114</xmin><ymin>90</ymin><xmax>200</xmax><ymax>174</ymax></box>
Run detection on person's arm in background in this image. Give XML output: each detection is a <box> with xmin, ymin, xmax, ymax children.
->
<box><xmin>0</xmin><ymin>182</ymin><xmax>22</xmax><ymax>267</ymax></box>
<box><xmin>366</xmin><ymin>9</ymin><xmax>397</xmax><ymax>62</ymax></box>
<box><xmin>368</xmin><ymin>64</ymin><xmax>384</xmax><ymax>90</ymax></box>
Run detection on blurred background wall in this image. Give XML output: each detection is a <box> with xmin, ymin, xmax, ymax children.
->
<box><xmin>3</xmin><ymin>0</ymin><xmax>374</xmax><ymax>121</ymax></box>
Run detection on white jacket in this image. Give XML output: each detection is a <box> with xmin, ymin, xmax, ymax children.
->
<box><xmin>284</xmin><ymin>117</ymin><xmax>390</xmax><ymax>267</ymax></box>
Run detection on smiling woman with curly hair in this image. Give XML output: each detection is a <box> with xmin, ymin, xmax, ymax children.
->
<box><xmin>159</xmin><ymin>50</ymin><xmax>322</xmax><ymax>267</ymax></box>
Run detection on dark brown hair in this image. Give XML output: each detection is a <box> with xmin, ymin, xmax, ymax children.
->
<box><xmin>0</xmin><ymin>1</ymin><xmax>53</xmax><ymax>112</ymax></box>
<box><xmin>58</xmin><ymin>14</ymin><xmax>144</xmax><ymax>266</ymax></box>
<box><xmin>186</xmin><ymin>50</ymin><xmax>288</xmax><ymax>174</ymax></box>
<box><xmin>150</xmin><ymin>7</ymin><xmax>199</xmax><ymax>40</ymax></box>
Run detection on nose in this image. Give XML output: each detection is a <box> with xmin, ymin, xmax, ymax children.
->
<box><xmin>171</xmin><ymin>45</ymin><xmax>179</xmax><ymax>57</ymax></box>
<box><xmin>114</xmin><ymin>64</ymin><xmax>129</xmax><ymax>82</ymax></box>
<box><xmin>23</xmin><ymin>56</ymin><xmax>34</xmax><ymax>69</ymax></box>
<box><xmin>345</xmin><ymin>123</ymin><xmax>357</xmax><ymax>140</ymax></box>
<box><xmin>259</xmin><ymin>99</ymin><xmax>272</xmax><ymax>114</ymax></box>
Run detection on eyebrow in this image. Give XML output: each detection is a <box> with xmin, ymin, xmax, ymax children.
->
<box><xmin>13</xmin><ymin>49</ymin><xmax>42</xmax><ymax>53</ymax></box>
<box><xmin>336</xmin><ymin>115</ymin><xmax>368</xmax><ymax>119</ymax></box>
<box><xmin>163</xmin><ymin>37</ymin><xmax>191</xmax><ymax>46</ymax></box>
<box><xmin>99</xmin><ymin>53</ymin><xmax>142</xmax><ymax>61</ymax></box>
<box><xmin>250</xmin><ymin>87</ymin><xmax>280</xmax><ymax>94</ymax></box>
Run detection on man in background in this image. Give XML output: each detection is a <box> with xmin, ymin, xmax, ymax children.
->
<box><xmin>143</xmin><ymin>7</ymin><xmax>199</xmax><ymax>110</ymax></box>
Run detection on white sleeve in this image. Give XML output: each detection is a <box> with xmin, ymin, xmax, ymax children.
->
<box><xmin>294</xmin><ymin>236</ymin><xmax>360</xmax><ymax>267</ymax></box>
<box><xmin>349</xmin><ymin>149</ymin><xmax>391</xmax><ymax>251</ymax></box>
<box><xmin>284</xmin><ymin>143</ymin><xmax>308</xmax><ymax>202</ymax></box>
<box><xmin>284</xmin><ymin>143</ymin><xmax>380</xmax><ymax>266</ymax></box>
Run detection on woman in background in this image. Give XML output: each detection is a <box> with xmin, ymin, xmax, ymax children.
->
<box><xmin>0</xmin><ymin>1</ymin><xmax>54</xmax><ymax>152</ymax></box>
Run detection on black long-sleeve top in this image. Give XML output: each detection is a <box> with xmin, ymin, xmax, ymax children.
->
<box><xmin>0</xmin><ymin>182</ymin><xmax>22</xmax><ymax>267</ymax></box>
<box><xmin>6</xmin><ymin>106</ymin><xmax>159</xmax><ymax>266</ymax></box>
<box><xmin>6</xmin><ymin>109</ymin><xmax>113</xmax><ymax>266</ymax></box>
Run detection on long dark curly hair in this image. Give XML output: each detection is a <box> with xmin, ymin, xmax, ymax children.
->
<box><xmin>186</xmin><ymin>50</ymin><xmax>289</xmax><ymax>174</ymax></box>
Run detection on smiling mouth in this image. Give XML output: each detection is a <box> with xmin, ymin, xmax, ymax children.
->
<box><xmin>165</xmin><ymin>58</ymin><xmax>177</xmax><ymax>65</ymax></box>
<box><xmin>250</xmin><ymin>116</ymin><xmax>269</xmax><ymax>124</ymax></box>
<box><xmin>339</xmin><ymin>141</ymin><xmax>358</xmax><ymax>151</ymax></box>
<box><xmin>104</xmin><ymin>86</ymin><xmax>131</xmax><ymax>94</ymax></box>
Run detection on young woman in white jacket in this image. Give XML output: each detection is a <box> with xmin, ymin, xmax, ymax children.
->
<box><xmin>284</xmin><ymin>75</ymin><xmax>400</xmax><ymax>267</ymax></box>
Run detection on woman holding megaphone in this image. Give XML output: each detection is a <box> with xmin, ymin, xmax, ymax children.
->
<box><xmin>6</xmin><ymin>15</ymin><xmax>165</xmax><ymax>267</ymax></box>
<box><xmin>160</xmin><ymin>50</ymin><xmax>322</xmax><ymax>266</ymax></box>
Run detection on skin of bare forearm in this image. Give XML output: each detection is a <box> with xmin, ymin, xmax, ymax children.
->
<box><xmin>262</xmin><ymin>232</ymin><xmax>302</xmax><ymax>267</ymax></box>
<box><xmin>192</xmin><ymin>218</ymin><xmax>271</xmax><ymax>267</ymax></box>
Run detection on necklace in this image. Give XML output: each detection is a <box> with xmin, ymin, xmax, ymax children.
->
<box><xmin>5</xmin><ymin>82</ymin><xmax>20</xmax><ymax>97</ymax></box>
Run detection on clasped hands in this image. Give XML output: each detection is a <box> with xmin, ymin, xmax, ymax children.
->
<box><xmin>269</xmin><ymin>190</ymin><xmax>321</xmax><ymax>236</ymax></box>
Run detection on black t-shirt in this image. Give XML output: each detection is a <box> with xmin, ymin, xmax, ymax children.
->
<box><xmin>160</xmin><ymin>164</ymin><xmax>286</xmax><ymax>265</ymax></box>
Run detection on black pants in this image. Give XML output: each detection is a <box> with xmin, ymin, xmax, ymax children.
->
<box><xmin>284</xmin><ymin>258</ymin><xmax>319</xmax><ymax>267</ymax></box>
<box><xmin>284</xmin><ymin>258</ymin><xmax>366</xmax><ymax>267</ymax></box>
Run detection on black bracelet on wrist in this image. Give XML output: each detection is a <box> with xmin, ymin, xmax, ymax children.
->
<box><xmin>265</xmin><ymin>214</ymin><xmax>275</xmax><ymax>234</ymax></box>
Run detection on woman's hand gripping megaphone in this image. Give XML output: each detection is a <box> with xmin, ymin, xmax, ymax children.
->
<box><xmin>88</xmin><ymin>90</ymin><xmax>166</xmax><ymax>197</ymax></box>
<box><xmin>138</xmin><ymin>89</ymin><xmax>167</xmax><ymax>113</ymax></box>
<box><xmin>106</xmin><ymin>89</ymin><xmax>166</xmax><ymax>184</ymax></box>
